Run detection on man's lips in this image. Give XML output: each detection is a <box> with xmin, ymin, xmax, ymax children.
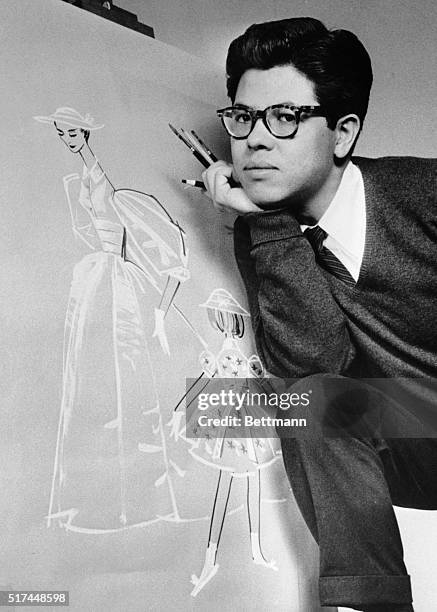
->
<box><xmin>243</xmin><ymin>164</ymin><xmax>278</xmax><ymax>179</ymax></box>
<box><xmin>244</xmin><ymin>162</ymin><xmax>278</xmax><ymax>170</ymax></box>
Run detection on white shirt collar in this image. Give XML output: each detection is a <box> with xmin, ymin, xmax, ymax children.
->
<box><xmin>318</xmin><ymin>161</ymin><xmax>365</xmax><ymax>261</ymax></box>
<box><xmin>301</xmin><ymin>161</ymin><xmax>366</xmax><ymax>265</ymax></box>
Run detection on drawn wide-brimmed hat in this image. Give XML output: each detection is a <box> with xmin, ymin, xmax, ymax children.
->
<box><xmin>34</xmin><ymin>107</ymin><xmax>104</xmax><ymax>130</ymax></box>
<box><xmin>200</xmin><ymin>288</ymin><xmax>250</xmax><ymax>316</ymax></box>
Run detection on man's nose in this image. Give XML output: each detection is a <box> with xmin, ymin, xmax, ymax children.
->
<box><xmin>246</xmin><ymin>117</ymin><xmax>274</xmax><ymax>149</ymax></box>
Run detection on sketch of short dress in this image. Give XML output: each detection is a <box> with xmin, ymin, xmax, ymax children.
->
<box><xmin>35</xmin><ymin>108</ymin><xmax>201</xmax><ymax>532</ymax></box>
<box><xmin>188</xmin><ymin>292</ymin><xmax>278</xmax><ymax>475</ymax></box>
<box><xmin>181</xmin><ymin>289</ymin><xmax>281</xmax><ymax>596</ymax></box>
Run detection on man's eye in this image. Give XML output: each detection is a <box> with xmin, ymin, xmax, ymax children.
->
<box><xmin>276</xmin><ymin>111</ymin><xmax>295</xmax><ymax>123</ymax></box>
<box><xmin>234</xmin><ymin>112</ymin><xmax>251</xmax><ymax>124</ymax></box>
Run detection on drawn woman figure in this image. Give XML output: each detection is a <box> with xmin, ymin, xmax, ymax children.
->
<box><xmin>185</xmin><ymin>289</ymin><xmax>280</xmax><ymax>596</ymax></box>
<box><xmin>35</xmin><ymin>107</ymin><xmax>198</xmax><ymax>532</ymax></box>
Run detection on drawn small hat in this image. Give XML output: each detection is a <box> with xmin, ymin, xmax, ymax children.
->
<box><xmin>200</xmin><ymin>288</ymin><xmax>250</xmax><ymax>316</ymax></box>
<box><xmin>34</xmin><ymin>107</ymin><xmax>104</xmax><ymax>130</ymax></box>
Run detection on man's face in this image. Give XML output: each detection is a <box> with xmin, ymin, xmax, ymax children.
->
<box><xmin>231</xmin><ymin>65</ymin><xmax>338</xmax><ymax>212</ymax></box>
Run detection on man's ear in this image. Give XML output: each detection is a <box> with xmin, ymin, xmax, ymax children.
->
<box><xmin>334</xmin><ymin>114</ymin><xmax>361</xmax><ymax>160</ymax></box>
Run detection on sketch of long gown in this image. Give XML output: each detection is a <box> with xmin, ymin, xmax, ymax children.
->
<box><xmin>47</xmin><ymin>160</ymin><xmax>192</xmax><ymax>532</ymax></box>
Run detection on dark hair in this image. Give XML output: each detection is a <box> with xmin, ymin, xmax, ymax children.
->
<box><xmin>208</xmin><ymin>309</ymin><xmax>245</xmax><ymax>339</ymax></box>
<box><xmin>226</xmin><ymin>17</ymin><xmax>373</xmax><ymax>130</ymax></box>
<box><xmin>53</xmin><ymin>122</ymin><xmax>91</xmax><ymax>142</ymax></box>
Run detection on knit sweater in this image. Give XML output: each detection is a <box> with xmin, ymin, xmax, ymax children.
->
<box><xmin>234</xmin><ymin>157</ymin><xmax>437</xmax><ymax>385</ymax></box>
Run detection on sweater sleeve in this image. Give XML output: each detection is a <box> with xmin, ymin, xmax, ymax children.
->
<box><xmin>234</xmin><ymin>211</ymin><xmax>356</xmax><ymax>378</ymax></box>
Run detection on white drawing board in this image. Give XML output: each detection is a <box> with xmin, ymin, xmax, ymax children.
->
<box><xmin>0</xmin><ymin>2</ymin><xmax>335</xmax><ymax>610</ymax></box>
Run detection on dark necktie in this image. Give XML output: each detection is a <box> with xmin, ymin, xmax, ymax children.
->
<box><xmin>304</xmin><ymin>225</ymin><xmax>356</xmax><ymax>287</ymax></box>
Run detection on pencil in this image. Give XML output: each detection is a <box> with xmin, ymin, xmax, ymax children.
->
<box><xmin>168</xmin><ymin>123</ymin><xmax>210</xmax><ymax>169</ymax></box>
<box><xmin>190</xmin><ymin>130</ymin><xmax>218</xmax><ymax>162</ymax></box>
<box><xmin>181</xmin><ymin>128</ymin><xmax>215</xmax><ymax>166</ymax></box>
<box><xmin>182</xmin><ymin>179</ymin><xmax>206</xmax><ymax>189</ymax></box>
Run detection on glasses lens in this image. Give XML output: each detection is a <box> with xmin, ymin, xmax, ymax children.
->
<box><xmin>222</xmin><ymin>108</ymin><xmax>253</xmax><ymax>138</ymax></box>
<box><xmin>267</xmin><ymin>106</ymin><xmax>297</xmax><ymax>137</ymax></box>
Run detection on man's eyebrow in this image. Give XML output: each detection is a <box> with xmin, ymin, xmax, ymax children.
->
<box><xmin>233</xmin><ymin>101</ymin><xmax>299</xmax><ymax>109</ymax></box>
<box><xmin>67</xmin><ymin>129</ymin><xmax>78</xmax><ymax>134</ymax></box>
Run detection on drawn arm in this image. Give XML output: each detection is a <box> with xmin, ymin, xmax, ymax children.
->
<box><xmin>167</xmin><ymin>352</ymin><xmax>217</xmax><ymax>440</ymax></box>
<box><xmin>113</xmin><ymin>189</ymin><xmax>208</xmax><ymax>351</ymax></box>
<box><xmin>152</xmin><ymin>223</ymin><xmax>190</xmax><ymax>355</ymax></box>
<box><xmin>152</xmin><ymin>272</ymin><xmax>187</xmax><ymax>354</ymax></box>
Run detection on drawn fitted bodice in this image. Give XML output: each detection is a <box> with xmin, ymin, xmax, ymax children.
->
<box><xmin>217</xmin><ymin>336</ymin><xmax>249</xmax><ymax>377</ymax></box>
<box><xmin>93</xmin><ymin>218</ymin><xmax>124</xmax><ymax>254</ymax></box>
<box><xmin>71</xmin><ymin>160</ymin><xmax>188</xmax><ymax>283</ymax></box>
<box><xmin>79</xmin><ymin>161</ymin><xmax>125</xmax><ymax>254</ymax></box>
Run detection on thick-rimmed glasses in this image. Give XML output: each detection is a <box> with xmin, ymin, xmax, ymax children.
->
<box><xmin>216</xmin><ymin>103</ymin><xmax>327</xmax><ymax>139</ymax></box>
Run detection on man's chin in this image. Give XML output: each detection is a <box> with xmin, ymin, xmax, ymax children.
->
<box><xmin>244</xmin><ymin>184</ymin><xmax>294</xmax><ymax>211</ymax></box>
<box><xmin>249</xmin><ymin>193</ymin><xmax>296</xmax><ymax>212</ymax></box>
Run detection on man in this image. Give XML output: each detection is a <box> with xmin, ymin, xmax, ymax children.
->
<box><xmin>202</xmin><ymin>17</ymin><xmax>437</xmax><ymax>612</ymax></box>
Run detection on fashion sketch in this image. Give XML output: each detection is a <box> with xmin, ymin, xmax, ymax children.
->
<box><xmin>35</xmin><ymin>107</ymin><xmax>204</xmax><ymax>532</ymax></box>
<box><xmin>181</xmin><ymin>289</ymin><xmax>281</xmax><ymax>596</ymax></box>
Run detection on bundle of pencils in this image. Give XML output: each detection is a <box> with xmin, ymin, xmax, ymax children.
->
<box><xmin>169</xmin><ymin>124</ymin><xmax>217</xmax><ymax>169</ymax></box>
<box><xmin>169</xmin><ymin>123</ymin><xmax>238</xmax><ymax>190</ymax></box>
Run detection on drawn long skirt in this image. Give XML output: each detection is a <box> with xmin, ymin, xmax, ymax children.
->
<box><xmin>48</xmin><ymin>250</ymin><xmax>176</xmax><ymax>532</ymax></box>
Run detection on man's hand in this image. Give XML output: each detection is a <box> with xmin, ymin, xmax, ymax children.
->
<box><xmin>202</xmin><ymin>161</ymin><xmax>263</xmax><ymax>214</ymax></box>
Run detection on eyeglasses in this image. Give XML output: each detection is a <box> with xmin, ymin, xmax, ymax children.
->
<box><xmin>216</xmin><ymin>103</ymin><xmax>327</xmax><ymax>139</ymax></box>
